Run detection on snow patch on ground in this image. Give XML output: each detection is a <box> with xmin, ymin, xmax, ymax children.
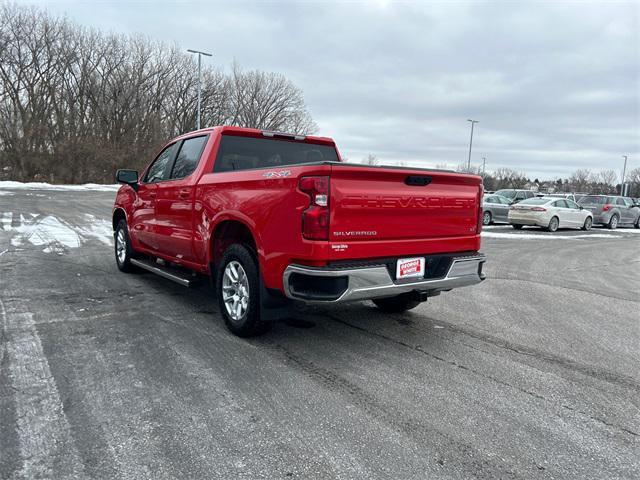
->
<box><xmin>0</xmin><ymin>181</ymin><xmax>119</xmax><ymax>192</ymax></box>
<box><xmin>0</xmin><ymin>213</ymin><xmax>113</xmax><ymax>253</ymax></box>
<box><xmin>78</xmin><ymin>214</ymin><xmax>113</xmax><ymax>246</ymax></box>
<box><xmin>0</xmin><ymin>191</ymin><xmax>14</xmax><ymax>196</ymax></box>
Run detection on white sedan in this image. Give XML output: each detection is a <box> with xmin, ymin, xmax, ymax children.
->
<box><xmin>508</xmin><ymin>197</ymin><xmax>593</xmax><ymax>232</ymax></box>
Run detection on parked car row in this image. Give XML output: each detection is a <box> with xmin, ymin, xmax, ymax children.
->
<box><xmin>482</xmin><ymin>190</ymin><xmax>640</xmax><ymax>231</ymax></box>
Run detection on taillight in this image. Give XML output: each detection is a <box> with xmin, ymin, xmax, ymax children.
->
<box><xmin>299</xmin><ymin>176</ymin><xmax>330</xmax><ymax>240</ymax></box>
<box><xmin>603</xmin><ymin>204</ymin><xmax>612</xmax><ymax>212</ymax></box>
<box><xmin>531</xmin><ymin>207</ymin><xmax>547</xmax><ymax>212</ymax></box>
<box><xmin>477</xmin><ymin>184</ymin><xmax>484</xmax><ymax>233</ymax></box>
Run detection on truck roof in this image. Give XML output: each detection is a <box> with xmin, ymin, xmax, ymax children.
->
<box><xmin>171</xmin><ymin>126</ymin><xmax>337</xmax><ymax>147</ymax></box>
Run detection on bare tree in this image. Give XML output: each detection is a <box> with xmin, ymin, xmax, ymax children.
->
<box><xmin>363</xmin><ymin>154</ymin><xmax>379</xmax><ymax>166</ymax></box>
<box><xmin>0</xmin><ymin>4</ymin><xmax>318</xmax><ymax>183</ymax></box>
<box><xmin>568</xmin><ymin>169</ymin><xmax>592</xmax><ymax>192</ymax></box>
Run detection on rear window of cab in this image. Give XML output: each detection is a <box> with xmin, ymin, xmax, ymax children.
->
<box><xmin>213</xmin><ymin>135</ymin><xmax>339</xmax><ymax>173</ymax></box>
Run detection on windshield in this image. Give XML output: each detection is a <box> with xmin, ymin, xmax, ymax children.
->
<box><xmin>494</xmin><ymin>189</ymin><xmax>516</xmax><ymax>198</ymax></box>
<box><xmin>578</xmin><ymin>196</ymin><xmax>606</xmax><ymax>205</ymax></box>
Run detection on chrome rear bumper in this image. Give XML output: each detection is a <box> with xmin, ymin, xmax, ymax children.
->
<box><xmin>283</xmin><ymin>253</ymin><xmax>486</xmax><ymax>303</ymax></box>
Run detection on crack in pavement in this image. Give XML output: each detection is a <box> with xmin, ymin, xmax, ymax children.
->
<box><xmin>322</xmin><ymin>313</ymin><xmax>640</xmax><ymax>439</ymax></box>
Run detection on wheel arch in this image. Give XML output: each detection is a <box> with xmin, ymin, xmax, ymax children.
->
<box><xmin>112</xmin><ymin>208</ymin><xmax>127</xmax><ymax>231</ymax></box>
<box><xmin>209</xmin><ymin>216</ymin><xmax>260</xmax><ymax>274</ymax></box>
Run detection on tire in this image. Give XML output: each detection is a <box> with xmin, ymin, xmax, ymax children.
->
<box><xmin>634</xmin><ymin>215</ymin><xmax>640</xmax><ymax>229</ymax></box>
<box><xmin>372</xmin><ymin>293</ymin><xmax>421</xmax><ymax>313</ymax></box>
<box><xmin>607</xmin><ymin>214</ymin><xmax>619</xmax><ymax>230</ymax></box>
<box><xmin>546</xmin><ymin>216</ymin><xmax>559</xmax><ymax>232</ymax></box>
<box><xmin>582</xmin><ymin>217</ymin><xmax>592</xmax><ymax>231</ymax></box>
<box><xmin>216</xmin><ymin>244</ymin><xmax>270</xmax><ymax>337</ymax></box>
<box><xmin>512</xmin><ymin>224</ymin><xmax>523</xmax><ymax>230</ymax></box>
<box><xmin>114</xmin><ymin>219</ymin><xmax>137</xmax><ymax>272</ymax></box>
<box><xmin>482</xmin><ymin>211</ymin><xmax>492</xmax><ymax>226</ymax></box>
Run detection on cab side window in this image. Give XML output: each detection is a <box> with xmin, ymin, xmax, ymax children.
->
<box><xmin>170</xmin><ymin>135</ymin><xmax>208</xmax><ymax>180</ymax></box>
<box><xmin>144</xmin><ymin>144</ymin><xmax>176</xmax><ymax>183</ymax></box>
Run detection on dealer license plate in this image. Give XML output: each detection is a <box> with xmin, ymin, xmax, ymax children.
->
<box><xmin>396</xmin><ymin>257</ymin><xmax>425</xmax><ymax>280</ymax></box>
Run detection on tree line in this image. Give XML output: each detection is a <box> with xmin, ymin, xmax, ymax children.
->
<box><xmin>0</xmin><ymin>4</ymin><xmax>317</xmax><ymax>183</ymax></box>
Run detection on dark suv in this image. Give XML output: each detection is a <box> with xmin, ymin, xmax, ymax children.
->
<box><xmin>577</xmin><ymin>195</ymin><xmax>640</xmax><ymax>229</ymax></box>
<box><xmin>493</xmin><ymin>189</ymin><xmax>536</xmax><ymax>204</ymax></box>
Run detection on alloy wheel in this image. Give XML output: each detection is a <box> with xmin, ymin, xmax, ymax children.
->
<box><xmin>116</xmin><ymin>229</ymin><xmax>127</xmax><ymax>264</ymax></box>
<box><xmin>222</xmin><ymin>261</ymin><xmax>250</xmax><ymax>322</ymax></box>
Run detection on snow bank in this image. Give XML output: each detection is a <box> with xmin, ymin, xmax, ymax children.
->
<box><xmin>0</xmin><ymin>181</ymin><xmax>119</xmax><ymax>192</ymax></box>
<box><xmin>482</xmin><ymin>231</ymin><xmax>621</xmax><ymax>240</ymax></box>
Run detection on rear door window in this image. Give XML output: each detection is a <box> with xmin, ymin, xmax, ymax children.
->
<box><xmin>214</xmin><ymin>135</ymin><xmax>339</xmax><ymax>173</ymax></box>
<box><xmin>144</xmin><ymin>143</ymin><xmax>176</xmax><ymax>183</ymax></box>
<box><xmin>170</xmin><ymin>135</ymin><xmax>208</xmax><ymax>180</ymax></box>
<box><xmin>616</xmin><ymin>198</ymin><xmax>625</xmax><ymax>206</ymax></box>
<box><xmin>579</xmin><ymin>196</ymin><xmax>605</xmax><ymax>205</ymax></box>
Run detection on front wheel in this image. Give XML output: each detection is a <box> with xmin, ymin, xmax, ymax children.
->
<box><xmin>582</xmin><ymin>216</ymin><xmax>593</xmax><ymax>231</ymax></box>
<box><xmin>546</xmin><ymin>216</ymin><xmax>559</xmax><ymax>232</ymax></box>
<box><xmin>373</xmin><ymin>294</ymin><xmax>421</xmax><ymax>313</ymax></box>
<box><xmin>114</xmin><ymin>219</ymin><xmax>137</xmax><ymax>272</ymax></box>
<box><xmin>217</xmin><ymin>244</ymin><xmax>270</xmax><ymax>337</ymax></box>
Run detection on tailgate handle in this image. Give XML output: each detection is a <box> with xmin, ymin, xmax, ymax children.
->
<box><xmin>405</xmin><ymin>175</ymin><xmax>432</xmax><ymax>186</ymax></box>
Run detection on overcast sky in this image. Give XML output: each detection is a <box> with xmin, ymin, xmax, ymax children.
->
<box><xmin>31</xmin><ymin>0</ymin><xmax>639</xmax><ymax>179</ymax></box>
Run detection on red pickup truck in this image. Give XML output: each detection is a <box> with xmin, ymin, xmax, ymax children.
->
<box><xmin>113</xmin><ymin>126</ymin><xmax>486</xmax><ymax>336</ymax></box>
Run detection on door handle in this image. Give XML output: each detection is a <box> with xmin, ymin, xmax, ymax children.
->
<box><xmin>178</xmin><ymin>189</ymin><xmax>190</xmax><ymax>199</ymax></box>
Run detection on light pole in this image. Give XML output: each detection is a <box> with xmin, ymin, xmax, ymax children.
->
<box><xmin>482</xmin><ymin>157</ymin><xmax>486</xmax><ymax>177</ymax></box>
<box><xmin>187</xmin><ymin>49</ymin><xmax>212</xmax><ymax>130</ymax></box>
<box><xmin>467</xmin><ymin>119</ymin><xmax>479</xmax><ymax>172</ymax></box>
<box><xmin>621</xmin><ymin>155</ymin><xmax>628</xmax><ymax>196</ymax></box>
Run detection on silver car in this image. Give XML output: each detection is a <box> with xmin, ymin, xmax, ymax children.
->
<box><xmin>577</xmin><ymin>195</ymin><xmax>640</xmax><ymax>229</ymax></box>
<box><xmin>482</xmin><ymin>194</ymin><xmax>512</xmax><ymax>225</ymax></box>
<box><xmin>508</xmin><ymin>197</ymin><xmax>593</xmax><ymax>232</ymax></box>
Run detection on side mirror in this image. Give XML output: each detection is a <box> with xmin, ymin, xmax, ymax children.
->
<box><xmin>116</xmin><ymin>169</ymin><xmax>139</xmax><ymax>190</ymax></box>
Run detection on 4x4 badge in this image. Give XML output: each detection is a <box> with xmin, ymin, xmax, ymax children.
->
<box><xmin>262</xmin><ymin>170</ymin><xmax>291</xmax><ymax>178</ymax></box>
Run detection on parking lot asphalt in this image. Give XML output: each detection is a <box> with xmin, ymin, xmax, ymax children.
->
<box><xmin>1</xmin><ymin>188</ymin><xmax>639</xmax><ymax>480</ymax></box>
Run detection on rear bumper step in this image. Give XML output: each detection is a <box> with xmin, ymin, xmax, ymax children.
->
<box><xmin>283</xmin><ymin>253</ymin><xmax>486</xmax><ymax>303</ymax></box>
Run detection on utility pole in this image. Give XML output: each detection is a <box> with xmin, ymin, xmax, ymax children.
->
<box><xmin>621</xmin><ymin>155</ymin><xmax>628</xmax><ymax>196</ymax></box>
<box><xmin>482</xmin><ymin>157</ymin><xmax>486</xmax><ymax>177</ymax></box>
<box><xmin>187</xmin><ymin>49</ymin><xmax>213</xmax><ymax>130</ymax></box>
<box><xmin>467</xmin><ymin>119</ymin><xmax>479</xmax><ymax>172</ymax></box>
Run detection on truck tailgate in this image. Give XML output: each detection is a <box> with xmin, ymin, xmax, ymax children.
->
<box><xmin>329</xmin><ymin>164</ymin><xmax>481</xmax><ymax>243</ymax></box>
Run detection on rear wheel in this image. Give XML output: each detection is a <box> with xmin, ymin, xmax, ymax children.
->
<box><xmin>512</xmin><ymin>224</ymin><xmax>523</xmax><ymax>230</ymax></box>
<box><xmin>546</xmin><ymin>216</ymin><xmax>559</xmax><ymax>232</ymax></box>
<box><xmin>607</xmin><ymin>214</ymin><xmax>619</xmax><ymax>230</ymax></box>
<box><xmin>373</xmin><ymin>294</ymin><xmax>421</xmax><ymax>313</ymax></box>
<box><xmin>582</xmin><ymin>216</ymin><xmax>593</xmax><ymax>231</ymax></box>
<box><xmin>217</xmin><ymin>244</ymin><xmax>270</xmax><ymax>337</ymax></box>
<box><xmin>114</xmin><ymin>219</ymin><xmax>137</xmax><ymax>272</ymax></box>
<box><xmin>482</xmin><ymin>211</ymin><xmax>492</xmax><ymax>226</ymax></box>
